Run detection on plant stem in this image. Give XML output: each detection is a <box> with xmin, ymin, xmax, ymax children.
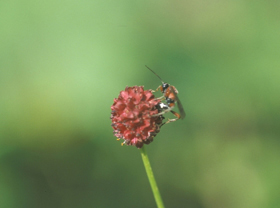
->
<box><xmin>140</xmin><ymin>146</ymin><xmax>165</xmax><ymax>208</ymax></box>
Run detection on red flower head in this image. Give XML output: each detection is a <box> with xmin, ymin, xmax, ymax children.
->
<box><xmin>111</xmin><ymin>86</ymin><xmax>164</xmax><ymax>148</ymax></box>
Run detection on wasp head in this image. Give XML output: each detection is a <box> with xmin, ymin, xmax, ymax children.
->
<box><xmin>161</xmin><ymin>82</ymin><xmax>169</xmax><ymax>93</ymax></box>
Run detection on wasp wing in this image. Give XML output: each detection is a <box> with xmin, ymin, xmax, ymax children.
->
<box><xmin>170</xmin><ymin>86</ymin><xmax>186</xmax><ymax>120</ymax></box>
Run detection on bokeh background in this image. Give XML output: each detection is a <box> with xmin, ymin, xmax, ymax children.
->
<box><xmin>1</xmin><ymin>1</ymin><xmax>280</xmax><ymax>208</ymax></box>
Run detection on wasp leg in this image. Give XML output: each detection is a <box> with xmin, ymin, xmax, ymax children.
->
<box><xmin>152</xmin><ymin>106</ymin><xmax>174</xmax><ymax>117</ymax></box>
<box><xmin>155</xmin><ymin>96</ymin><xmax>165</xmax><ymax>100</ymax></box>
<box><xmin>160</xmin><ymin>110</ymin><xmax>181</xmax><ymax>127</ymax></box>
<box><xmin>151</xmin><ymin>86</ymin><xmax>161</xmax><ymax>93</ymax></box>
<box><xmin>156</xmin><ymin>86</ymin><xmax>161</xmax><ymax>92</ymax></box>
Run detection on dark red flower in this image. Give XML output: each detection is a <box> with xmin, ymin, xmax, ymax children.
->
<box><xmin>111</xmin><ymin>86</ymin><xmax>164</xmax><ymax>148</ymax></box>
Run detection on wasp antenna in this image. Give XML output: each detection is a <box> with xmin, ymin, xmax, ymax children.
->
<box><xmin>145</xmin><ymin>65</ymin><xmax>164</xmax><ymax>83</ymax></box>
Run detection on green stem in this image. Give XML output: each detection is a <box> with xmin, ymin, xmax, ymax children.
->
<box><xmin>140</xmin><ymin>146</ymin><xmax>165</xmax><ymax>208</ymax></box>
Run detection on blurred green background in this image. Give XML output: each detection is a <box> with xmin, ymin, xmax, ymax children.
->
<box><xmin>1</xmin><ymin>1</ymin><xmax>280</xmax><ymax>208</ymax></box>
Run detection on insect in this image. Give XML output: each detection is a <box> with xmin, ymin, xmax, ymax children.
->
<box><xmin>146</xmin><ymin>65</ymin><xmax>186</xmax><ymax>126</ymax></box>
